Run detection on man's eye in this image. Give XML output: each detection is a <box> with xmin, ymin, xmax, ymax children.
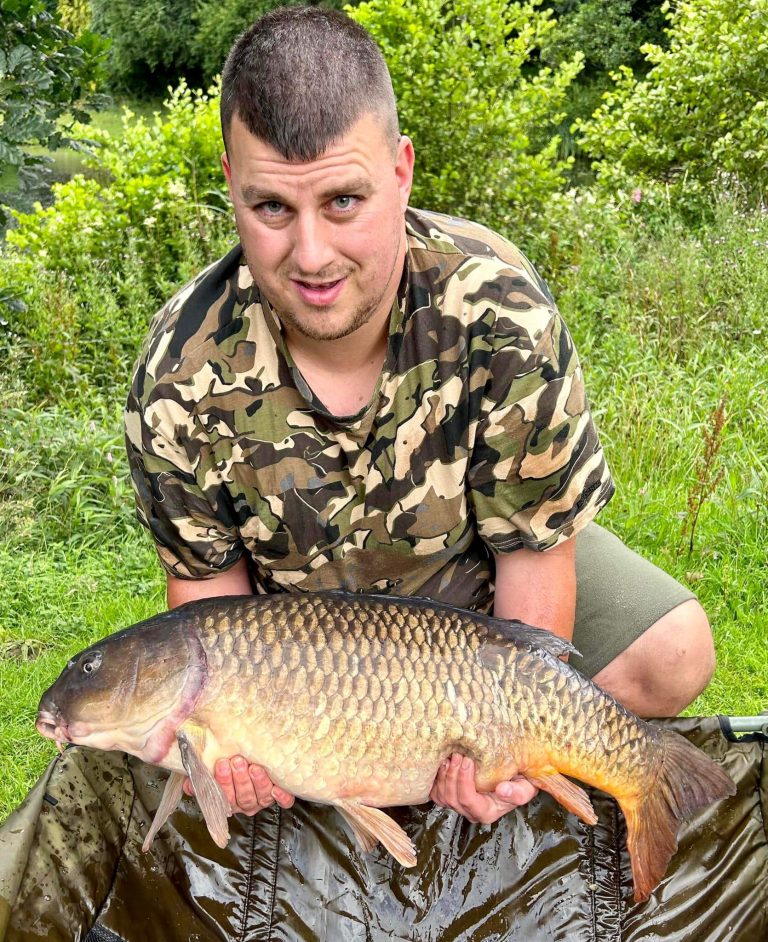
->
<box><xmin>258</xmin><ymin>201</ymin><xmax>284</xmax><ymax>216</ymax></box>
<box><xmin>332</xmin><ymin>196</ymin><xmax>358</xmax><ymax>211</ymax></box>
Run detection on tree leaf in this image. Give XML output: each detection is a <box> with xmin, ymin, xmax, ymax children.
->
<box><xmin>8</xmin><ymin>45</ymin><xmax>34</xmax><ymax>73</ymax></box>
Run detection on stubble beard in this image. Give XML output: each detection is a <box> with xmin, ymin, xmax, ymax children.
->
<box><xmin>275</xmin><ymin>287</ymin><xmax>386</xmax><ymax>342</ymax></box>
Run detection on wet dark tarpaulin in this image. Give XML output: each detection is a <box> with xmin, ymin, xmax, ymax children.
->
<box><xmin>0</xmin><ymin>716</ymin><xmax>766</xmax><ymax>941</ymax></box>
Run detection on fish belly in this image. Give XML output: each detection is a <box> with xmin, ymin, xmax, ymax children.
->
<box><xmin>192</xmin><ymin>594</ymin><xmax>524</xmax><ymax>809</ymax></box>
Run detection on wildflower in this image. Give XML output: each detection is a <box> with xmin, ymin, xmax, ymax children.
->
<box><xmin>106</xmin><ymin>451</ymin><xmax>113</xmax><ymax>463</ymax></box>
<box><xmin>144</xmin><ymin>216</ymin><xmax>157</xmax><ymax>228</ymax></box>
<box><xmin>631</xmin><ymin>188</ymin><xmax>643</xmax><ymax>205</ymax></box>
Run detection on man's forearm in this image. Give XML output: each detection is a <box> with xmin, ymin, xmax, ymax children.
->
<box><xmin>166</xmin><ymin>556</ymin><xmax>253</xmax><ymax>609</ymax></box>
<box><xmin>491</xmin><ymin>540</ymin><xmax>576</xmax><ymax>641</ymax></box>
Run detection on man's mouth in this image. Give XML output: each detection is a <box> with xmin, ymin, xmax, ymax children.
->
<box><xmin>292</xmin><ymin>277</ymin><xmax>346</xmax><ymax>306</ymax></box>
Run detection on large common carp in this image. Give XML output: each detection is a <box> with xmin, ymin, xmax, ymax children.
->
<box><xmin>36</xmin><ymin>592</ymin><xmax>734</xmax><ymax>902</ymax></box>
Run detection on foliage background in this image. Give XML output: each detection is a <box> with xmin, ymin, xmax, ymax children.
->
<box><xmin>0</xmin><ymin>0</ymin><xmax>766</xmax><ymax>818</ymax></box>
<box><xmin>0</xmin><ymin>0</ymin><xmax>109</xmax><ymax>223</ymax></box>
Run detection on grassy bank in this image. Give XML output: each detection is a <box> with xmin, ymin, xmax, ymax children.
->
<box><xmin>559</xmin><ymin>204</ymin><xmax>768</xmax><ymax>717</ymax></box>
<box><xmin>0</xmin><ymin>537</ymin><xmax>164</xmax><ymax>812</ymax></box>
<box><xmin>0</xmin><ymin>198</ymin><xmax>766</xmax><ymax>821</ymax></box>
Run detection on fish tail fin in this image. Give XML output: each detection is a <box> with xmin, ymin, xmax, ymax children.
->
<box><xmin>620</xmin><ymin>730</ymin><xmax>735</xmax><ymax>903</ymax></box>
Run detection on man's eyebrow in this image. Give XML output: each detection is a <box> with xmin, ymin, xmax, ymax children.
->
<box><xmin>240</xmin><ymin>178</ymin><xmax>373</xmax><ymax>204</ymax></box>
<box><xmin>240</xmin><ymin>185</ymin><xmax>283</xmax><ymax>204</ymax></box>
<box><xmin>318</xmin><ymin>178</ymin><xmax>373</xmax><ymax>200</ymax></box>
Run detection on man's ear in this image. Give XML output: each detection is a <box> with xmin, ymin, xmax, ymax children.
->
<box><xmin>221</xmin><ymin>151</ymin><xmax>234</xmax><ymax>197</ymax></box>
<box><xmin>395</xmin><ymin>135</ymin><xmax>415</xmax><ymax>212</ymax></box>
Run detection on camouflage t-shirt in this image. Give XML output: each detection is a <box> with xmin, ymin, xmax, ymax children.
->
<box><xmin>125</xmin><ymin>208</ymin><xmax>614</xmax><ymax>612</ymax></box>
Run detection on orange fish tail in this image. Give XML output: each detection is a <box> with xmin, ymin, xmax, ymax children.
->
<box><xmin>620</xmin><ymin>730</ymin><xmax>735</xmax><ymax>903</ymax></box>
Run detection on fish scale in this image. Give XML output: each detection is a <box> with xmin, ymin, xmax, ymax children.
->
<box><xmin>36</xmin><ymin>590</ymin><xmax>735</xmax><ymax>902</ymax></box>
<box><xmin>194</xmin><ymin>596</ymin><xmax>504</xmax><ymax>801</ymax></box>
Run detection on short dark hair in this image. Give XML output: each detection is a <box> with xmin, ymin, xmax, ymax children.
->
<box><xmin>220</xmin><ymin>6</ymin><xmax>399</xmax><ymax>161</ymax></box>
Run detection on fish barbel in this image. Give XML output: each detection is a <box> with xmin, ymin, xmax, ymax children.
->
<box><xmin>35</xmin><ymin>592</ymin><xmax>734</xmax><ymax>902</ymax></box>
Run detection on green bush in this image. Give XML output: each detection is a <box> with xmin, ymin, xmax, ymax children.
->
<box><xmin>1</xmin><ymin>81</ymin><xmax>236</xmax><ymax>400</ymax></box>
<box><xmin>539</xmin><ymin>0</ymin><xmax>668</xmax><ymax>164</ymax></box>
<box><xmin>349</xmin><ymin>0</ymin><xmax>583</xmax><ymax>236</ymax></box>
<box><xmin>7</xmin><ymin>82</ymin><xmax>227</xmax><ymax>272</ymax></box>
<box><xmin>578</xmin><ymin>0</ymin><xmax>768</xmax><ymax>213</ymax></box>
<box><xmin>87</xmin><ymin>0</ymin><xmax>356</xmax><ymax>93</ymax></box>
<box><xmin>542</xmin><ymin>0</ymin><xmax>667</xmax><ymax>76</ymax></box>
<box><xmin>193</xmin><ymin>0</ymin><xmax>276</xmax><ymax>82</ymax></box>
<box><xmin>194</xmin><ymin>0</ymin><xmax>355</xmax><ymax>84</ymax></box>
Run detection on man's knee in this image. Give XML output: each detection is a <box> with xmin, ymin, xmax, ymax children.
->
<box><xmin>649</xmin><ymin>598</ymin><xmax>715</xmax><ymax>698</ymax></box>
<box><xmin>594</xmin><ymin>599</ymin><xmax>716</xmax><ymax>716</ymax></box>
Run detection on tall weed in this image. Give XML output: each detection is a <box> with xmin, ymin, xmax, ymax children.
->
<box><xmin>0</xmin><ymin>376</ymin><xmax>136</xmax><ymax>550</ymax></box>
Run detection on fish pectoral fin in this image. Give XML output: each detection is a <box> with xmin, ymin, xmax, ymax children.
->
<box><xmin>142</xmin><ymin>771</ymin><xmax>185</xmax><ymax>852</ymax></box>
<box><xmin>177</xmin><ymin>725</ymin><xmax>231</xmax><ymax>849</ymax></box>
<box><xmin>526</xmin><ymin>771</ymin><xmax>598</xmax><ymax>826</ymax></box>
<box><xmin>336</xmin><ymin>800</ymin><xmax>417</xmax><ymax>868</ymax></box>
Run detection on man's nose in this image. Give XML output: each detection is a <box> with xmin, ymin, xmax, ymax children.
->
<box><xmin>291</xmin><ymin>214</ymin><xmax>336</xmax><ymax>275</ymax></box>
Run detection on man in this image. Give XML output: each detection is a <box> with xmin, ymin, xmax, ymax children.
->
<box><xmin>124</xmin><ymin>6</ymin><xmax>714</xmax><ymax>825</ymax></box>
<box><xmin>0</xmin><ymin>7</ymin><xmax>718</xmax><ymax>940</ymax></box>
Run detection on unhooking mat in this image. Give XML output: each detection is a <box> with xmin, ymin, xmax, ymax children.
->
<box><xmin>0</xmin><ymin>716</ymin><xmax>766</xmax><ymax>941</ymax></box>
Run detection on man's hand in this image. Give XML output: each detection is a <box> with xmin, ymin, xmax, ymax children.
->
<box><xmin>182</xmin><ymin>756</ymin><xmax>295</xmax><ymax>815</ymax></box>
<box><xmin>430</xmin><ymin>754</ymin><xmax>538</xmax><ymax>824</ymax></box>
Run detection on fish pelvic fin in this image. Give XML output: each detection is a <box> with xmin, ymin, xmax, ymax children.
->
<box><xmin>142</xmin><ymin>771</ymin><xmax>185</xmax><ymax>852</ymax></box>
<box><xmin>526</xmin><ymin>771</ymin><xmax>598</xmax><ymax>826</ymax></box>
<box><xmin>177</xmin><ymin>724</ymin><xmax>231</xmax><ymax>849</ymax></box>
<box><xmin>621</xmin><ymin>730</ymin><xmax>736</xmax><ymax>904</ymax></box>
<box><xmin>336</xmin><ymin>800</ymin><xmax>417</xmax><ymax>868</ymax></box>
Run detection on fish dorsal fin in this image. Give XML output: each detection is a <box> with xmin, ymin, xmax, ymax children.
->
<box><xmin>336</xmin><ymin>799</ymin><xmax>417</xmax><ymax>867</ymax></box>
<box><xmin>142</xmin><ymin>771</ymin><xmax>185</xmax><ymax>852</ymax></box>
<box><xmin>318</xmin><ymin>591</ymin><xmax>576</xmax><ymax>659</ymax></box>
<box><xmin>177</xmin><ymin>724</ymin><xmax>231</xmax><ymax>849</ymax></box>
<box><xmin>481</xmin><ymin>618</ymin><xmax>578</xmax><ymax>659</ymax></box>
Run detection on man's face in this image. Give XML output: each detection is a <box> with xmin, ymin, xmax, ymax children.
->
<box><xmin>221</xmin><ymin>112</ymin><xmax>414</xmax><ymax>343</ymax></box>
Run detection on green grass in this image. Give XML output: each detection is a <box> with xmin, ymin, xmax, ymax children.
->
<box><xmin>0</xmin><ymin>536</ymin><xmax>164</xmax><ymax>815</ymax></box>
<box><xmin>559</xmin><ymin>203</ymin><xmax>768</xmax><ymax>717</ymax></box>
<box><xmin>0</xmin><ymin>198</ymin><xmax>766</xmax><ymax>823</ymax></box>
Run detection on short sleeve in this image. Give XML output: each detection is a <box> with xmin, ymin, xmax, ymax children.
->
<box><xmin>124</xmin><ymin>386</ymin><xmax>245</xmax><ymax>580</ymax></box>
<box><xmin>467</xmin><ymin>302</ymin><xmax>614</xmax><ymax>553</ymax></box>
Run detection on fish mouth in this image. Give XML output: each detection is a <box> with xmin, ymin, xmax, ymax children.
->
<box><xmin>36</xmin><ymin>709</ymin><xmax>72</xmax><ymax>753</ymax></box>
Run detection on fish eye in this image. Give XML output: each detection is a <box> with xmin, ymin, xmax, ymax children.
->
<box><xmin>82</xmin><ymin>652</ymin><xmax>103</xmax><ymax>675</ymax></box>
